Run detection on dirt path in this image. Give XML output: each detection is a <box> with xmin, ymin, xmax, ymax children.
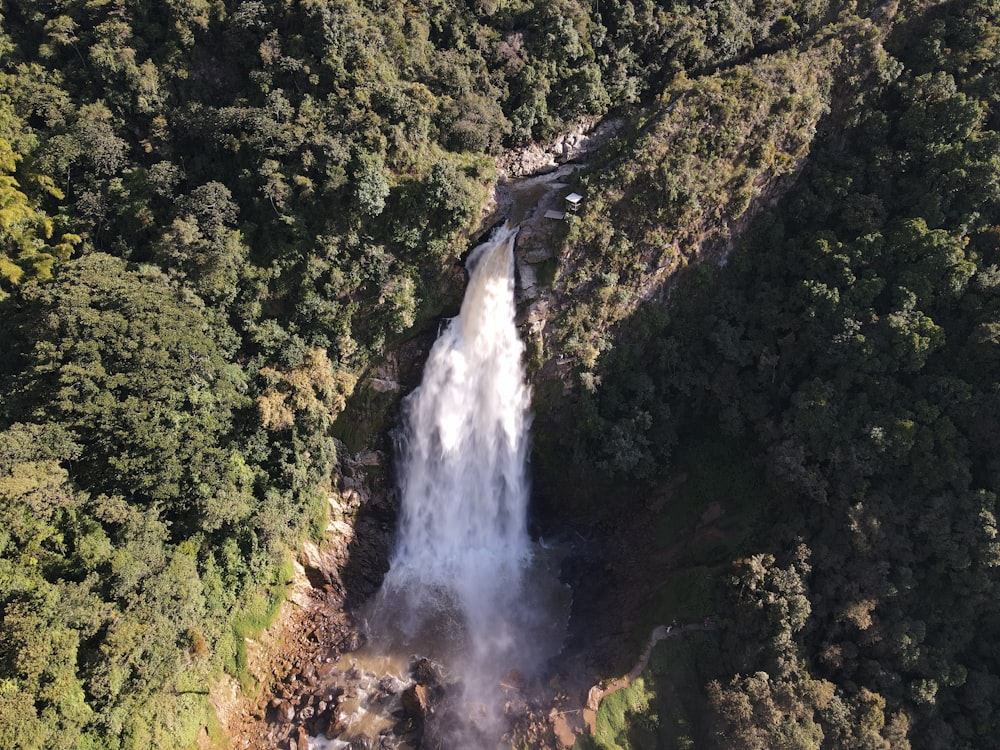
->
<box><xmin>580</xmin><ymin>621</ymin><xmax>716</xmax><ymax>737</ymax></box>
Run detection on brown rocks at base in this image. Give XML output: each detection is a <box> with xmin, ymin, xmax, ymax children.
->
<box><xmin>400</xmin><ymin>683</ymin><xmax>432</xmax><ymax>722</ymax></box>
<box><xmin>410</xmin><ymin>658</ymin><xmax>442</xmax><ymax>690</ymax></box>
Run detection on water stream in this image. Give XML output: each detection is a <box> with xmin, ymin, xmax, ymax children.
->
<box><xmin>312</xmin><ymin>223</ymin><xmax>569</xmax><ymax>749</ymax></box>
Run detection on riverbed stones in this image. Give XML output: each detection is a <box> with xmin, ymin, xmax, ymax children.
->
<box><xmin>339</xmin><ymin>630</ymin><xmax>365</xmax><ymax>652</ymax></box>
<box><xmin>498</xmin><ymin>117</ymin><xmax>624</xmax><ymax>178</ymax></box>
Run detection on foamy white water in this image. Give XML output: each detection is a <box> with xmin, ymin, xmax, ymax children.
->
<box><xmin>366</xmin><ymin>224</ymin><xmax>545</xmax><ymax>743</ymax></box>
<box><xmin>389</xmin><ymin>223</ymin><xmax>530</xmax><ymax>606</ymax></box>
<box><xmin>315</xmin><ymin>223</ymin><xmax>571</xmax><ymax>750</ymax></box>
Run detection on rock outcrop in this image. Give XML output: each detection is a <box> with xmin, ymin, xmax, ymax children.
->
<box><xmin>497</xmin><ymin>117</ymin><xmax>624</xmax><ymax>178</ymax></box>
<box><xmin>217</xmin><ymin>449</ymin><xmax>398</xmax><ymax>749</ymax></box>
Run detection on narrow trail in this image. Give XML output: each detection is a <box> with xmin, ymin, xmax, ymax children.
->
<box><xmin>578</xmin><ymin>621</ymin><xmax>717</xmax><ymax>737</ymax></box>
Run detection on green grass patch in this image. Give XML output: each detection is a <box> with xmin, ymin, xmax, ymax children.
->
<box><xmin>634</xmin><ymin>435</ymin><xmax>771</xmax><ymax>640</ymax></box>
<box><xmin>636</xmin><ymin>566</ymin><xmax>716</xmax><ymax>638</ymax></box>
<box><xmin>594</xmin><ymin>674</ymin><xmax>658</xmax><ymax>750</ymax></box>
<box><xmin>586</xmin><ymin>434</ymin><xmax>772</xmax><ymax>748</ymax></box>
<box><xmin>306</xmin><ymin>487</ymin><xmax>331</xmax><ymax>544</ymax></box>
<box><xmin>226</xmin><ymin>556</ymin><xmax>296</xmax><ymax>689</ymax></box>
<box><xmin>655</xmin><ymin>435</ymin><xmax>770</xmax><ymax>561</ymax></box>
<box><xmin>584</xmin><ymin>636</ymin><xmax>720</xmax><ymax>750</ymax></box>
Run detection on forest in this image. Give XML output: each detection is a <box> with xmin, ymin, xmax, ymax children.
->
<box><xmin>1</xmin><ymin>0</ymin><xmax>998</xmax><ymax>748</ymax></box>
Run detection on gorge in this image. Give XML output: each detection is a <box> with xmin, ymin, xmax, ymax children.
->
<box><xmin>312</xmin><ymin>220</ymin><xmax>571</xmax><ymax>748</ymax></box>
<box><xmin>3</xmin><ymin>2</ymin><xmax>999</xmax><ymax>748</ymax></box>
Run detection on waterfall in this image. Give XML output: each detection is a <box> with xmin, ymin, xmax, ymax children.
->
<box><xmin>371</xmin><ymin>223</ymin><xmax>543</xmax><ymax>743</ymax></box>
<box><xmin>389</xmin><ymin>222</ymin><xmax>530</xmax><ymax>608</ymax></box>
<box><xmin>309</xmin><ymin>222</ymin><xmax>570</xmax><ymax>750</ymax></box>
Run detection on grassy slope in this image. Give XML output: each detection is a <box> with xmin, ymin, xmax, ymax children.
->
<box><xmin>551</xmin><ymin>37</ymin><xmax>842</xmax><ymax>375</ymax></box>
<box><xmin>529</xmin><ymin>32</ymin><xmax>846</xmax><ymax>523</ymax></box>
<box><xmin>574</xmin><ymin>435</ymin><xmax>774</xmax><ymax>750</ymax></box>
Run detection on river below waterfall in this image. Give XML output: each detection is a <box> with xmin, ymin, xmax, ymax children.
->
<box><xmin>309</xmin><ymin>221</ymin><xmax>572</xmax><ymax>749</ymax></box>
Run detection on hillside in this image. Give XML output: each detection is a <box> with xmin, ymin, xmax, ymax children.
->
<box><xmin>2</xmin><ymin>0</ymin><xmax>999</xmax><ymax>748</ymax></box>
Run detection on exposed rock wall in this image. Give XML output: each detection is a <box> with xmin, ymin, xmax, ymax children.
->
<box><xmin>497</xmin><ymin>117</ymin><xmax>624</xmax><ymax>178</ymax></box>
<box><xmin>218</xmin><ymin>116</ymin><xmax>623</xmax><ymax>749</ymax></box>
<box><xmin>217</xmin><ymin>456</ymin><xmax>397</xmax><ymax>748</ymax></box>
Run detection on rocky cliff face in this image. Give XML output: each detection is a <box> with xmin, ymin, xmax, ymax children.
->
<box><xmin>217</xmin><ymin>111</ymin><xmax>690</xmax><ymax>748</ymax></box>
<box><xmin>215</xmin><ymin>116</ymin><xmax>613</xmax><ymax>746</ymax></box>
<box><xmin>214</xmin><ymin>461</ymin><xmax>389</xmax><ymax>748</ymax></box>
<box><xmin>216</xmin><ymin>332</ymin><xmax>440</xmax><ymax>747</ymax></box>
<box><xmin>496</xmin><ymin>117</ymin><xmax>624</xmax><ymax>179</ymax></box>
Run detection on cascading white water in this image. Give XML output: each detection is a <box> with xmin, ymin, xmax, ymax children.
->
<box><xmin>388</xmin><ymin>222</ymin><xmax>530</xmax><ymax>615</ymax></box>
<box><xmin>312</xmin><ymin>222</ymin><xmax>571</xmax><ymax>750</ymax></box>
<box><xmin>365</xmin><ymin>223</ymin><xmax>553</xmax><ymax>744</ymax></box>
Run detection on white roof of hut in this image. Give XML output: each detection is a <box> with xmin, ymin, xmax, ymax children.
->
<box><xmin>565</xmin><ymin>192</ymin><xmax>584</xmax><ymax>205</ymax></box>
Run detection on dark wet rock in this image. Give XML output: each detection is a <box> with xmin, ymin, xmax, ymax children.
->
<box><xmin>378</xmin><ymin>675</ymin><xmax>402</xmax><ymax>694</ymax></box>
<box><xmin>340</xmin><ymin>630</ymin><xmax>365</xmax><ymax>652</ymax></box>
<box><xmin>391</xmin><ymin>717</ymin><xmax>410</xmax><ymax>734</ymax></box>
<box><xmin>325</xmin><ymin>714</ymin><xmax>345</xmax><ymax>739</ymax></box>
<box><xmin>401</xmin><ymin>684</ymin><xmax>431</xmax><ymax>722</ymax></box>
<box><xmin>502</xmin><ymin>668</ymin><xmax>525</xmax><ymax>691</ymax></box>
<box><xmin>410</xmin><ymin>658</ymin><xmax>442</xmax><ymax>689</ymax></box>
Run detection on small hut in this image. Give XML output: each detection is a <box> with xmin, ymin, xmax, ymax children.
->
<box><xmin>565</xmin><ymin>192</ymin><xmax>583</xmax><ymax>212</ymax></box>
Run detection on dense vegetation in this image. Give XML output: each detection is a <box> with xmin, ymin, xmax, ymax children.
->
<box><xmin>2</xmin><ymin>0</ymin><xmax>997</xmax><ymax>748</ymax></box>
<box><xmin>569</xmin><ymin>1</ymin><xmax>1000</xmax><ymax>747</ymax></box>
<box><xmin>0</xmin><ymin>0</ymin><xmax>623</xmax><ymax>745</ymax></box>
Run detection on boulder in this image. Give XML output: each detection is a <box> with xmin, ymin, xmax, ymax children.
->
<box><xmin>522</xmin><ymin>245</ymin><xmax>555</xmax><ymax>264</ymax></box>
<box><xmin>410</xmin><ymin>658</ymin><xmax>442</xmax><ymax>689</ymax></box>
<box><xmin>516</xmin><ymin>258</ymin><xmax>539</xmax><ymax>300</ymax></box>
<box><xmin>324</xmin><ymin>713</ymin><xmax>345</xmax><ymax>739</ymax></box>
<box><xmin>339</xmin><ymin>630</ymin><xmax>365</xmax><ymax>652</ymax></box>
<box><xmin>400</xmin><ymin>684</ymin><xmax>431</xmax><ymax>722</ymax></box>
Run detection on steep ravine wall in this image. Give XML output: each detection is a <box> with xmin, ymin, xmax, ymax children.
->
<box><xmin>215</xmin><ymin>73</ymin><xmax>831</xmax><ymax>740</ymax></box>
<box><xmin>214</xmin><ymin>334</ymin><xmax>437</xmax><ymax>747</ymax></box>
<box><xmin>212</xmin><ymin>115</ymin><xmax>625</xmax><ymax>748</ymax></box>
